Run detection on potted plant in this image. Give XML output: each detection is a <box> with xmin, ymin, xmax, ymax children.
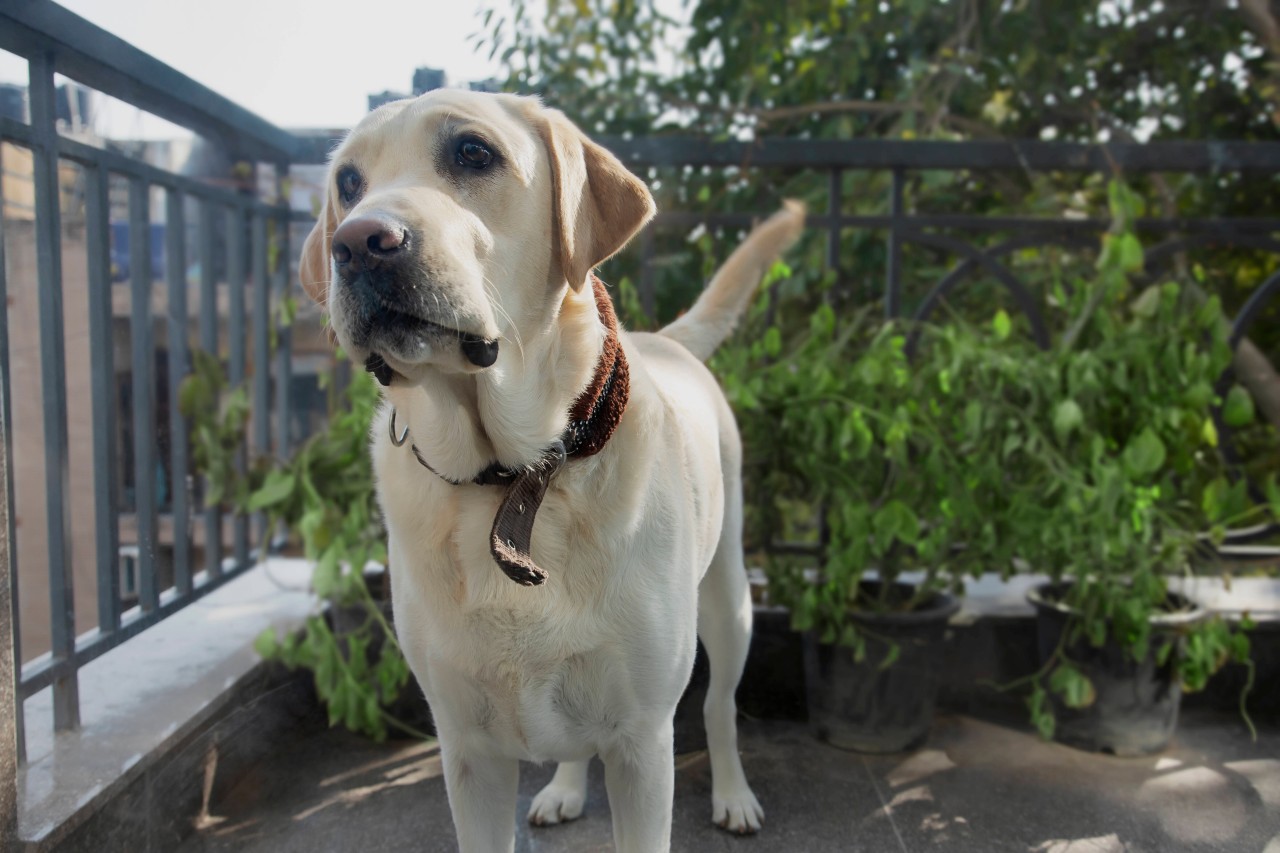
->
<box><xmin>716</xmin><ymin>294</ymin><xmax>999</xmax><ymax>753</ymax></box>
<box><xmin>960</xmin><ymin>181</ymin><xmax>1276</xmax><ymax>754</ymax></box>
<box><xmin>181</xmin><ymin>351</ymin><xmax>430</xmax><ymax>741</ymax></box>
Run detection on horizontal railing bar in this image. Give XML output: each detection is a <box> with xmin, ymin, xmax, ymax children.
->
<box><xmin>646</xmin><ymin>210</ymin><xmax>1280</xmax><ymax>235</ymax></box>
<box><xmin>17</xmin><ymin>657</ymin><xmax>73</xmax><ymax>696</ymax></box>
<box><xmin>0</xmin><ymin>0</ymin><xmax>298</xmax><ymax>163</ymax></box>
<box><xmin>283</xmin><ymin>208</ymin><xmax>1280</xmax><ymax>238</ymax></box>
<box><xmin>0</xmin><ymin>117</ymin><xmax>293</xmax><ymax>218</ymax></box>
<box><xmin>599</xmin><ymin>138</ymin><xmax>1280</xmax><ymax>173</ymax></box>
<box><xmin>17</xmin><ymin>552</ymin><xmax>264</xmax><ymax>697</ymax></box>
<box><xmin>288</xmin><ymin>134</ymin><xmax>1280</xmax><ymax>172</ymax></box>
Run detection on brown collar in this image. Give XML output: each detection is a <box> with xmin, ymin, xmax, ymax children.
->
<box><xmin>391</xmin><ymin>276</ymin><xmax>629</xmax><ymax>586</ymax></box>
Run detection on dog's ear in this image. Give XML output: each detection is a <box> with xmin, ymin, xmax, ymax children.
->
<box><xmin>537</xmin><ymin>108</ymin><xmax>655</xmax><ymax>291</ymax></box>
<box><xmin>298</xmin><ymin>189</ymin><xmax>338</xmax><ymax>304</ymax></box>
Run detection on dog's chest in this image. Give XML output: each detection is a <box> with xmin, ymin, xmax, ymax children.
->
<box><xmin>394</xmin><ymin>556</ymin><xmax>677</xmax><ymax>760</ymax></box>
<box><xmin>382</xmin><ymin>479</ymin><xmax>698</xmax><ymax>761</ymax></box>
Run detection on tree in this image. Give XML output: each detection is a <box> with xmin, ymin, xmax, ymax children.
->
<box><xmin>474</xmin><ymin>0</ymin><xmax>1280</xmax><ymax>432</ymax></box>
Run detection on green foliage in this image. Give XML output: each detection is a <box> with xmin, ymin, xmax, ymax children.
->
<box><xmin>477</xmin><ymin>0</ymin><xmax>1277</xmax><ymax>144</ymax></box>
<box><xmin>948</xmin><ymin>182</ymin><xmax>1275</xmax><ymax>738</ymax></box>
<box><xmin>474</xmin><ymin>0</ymin><xmax>1280</xmax><ymax>352</ymax></box>
<box><xmin>716</xmin><ymin>181</ymin><xmax>1276</xmax><ymax>733</ymax></box>
<box><xmin>713</xmin><ymin>289</ymin><xmax>998</xmax><ymax>648</ymax></box>
<box><xmin>182</xmin><ymin>356</ymin><xmax>420</xmax><ymax>742</ymax></box>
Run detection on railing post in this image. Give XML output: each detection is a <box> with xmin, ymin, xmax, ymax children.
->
<box><xmin>0</xmin><ymin>382</ymin><xmax>17</xmax><ymax>843</ymax></box>
<box><xmin>166</xmin><ymin>189</ymin><xmax>192</xmax><ymax>594</ymax></box>
<box><xmin>827</xmin><ymin>168</ymin><xmax>843</xmax><ymax>296</ymax></box>
<box><xmin>227</xmin><ymin>208</ymin><xmax>250</xmax><ymax>568</ymax></box>
<box><xmin>274</xmin><ymin>165</ymin><xmax>292</xmax><ymax>458</ymax></box>
<box><xmin>886</xmin><ymin>166</ymin><xmax>905</xmax><ymax>318</ymax></box>
<box><xmin>638</xmin><ymin>226</ymin><xmax>656</xmax><ymax>322</ymax></box>
<box><xmin>86</xmin><ymin>165</ymin><xmax>121</xmax><ymax>634</ymax></box>
<box><xmin>0</xmin><ymin>131</ymin><xmax>25</xmax><ymax>767</ymax></box>
<box><xmin>128</xmin><ymin>178</ymin><xmax>159</xmax><ymax>612</ymax></box>
<box><xmin>198</xmin><ymin>201</ymin><xmax>222</xmax><ymax>578</ymax></box>
<box><xmin>251</xmin><ymin>211</ymin><xmax>271</xmax><ymax>550</ymax></box>
<box><xmin>30</xmin><ymin>50</ymin><xmax>80</xmax><ymax>730</ymax></box>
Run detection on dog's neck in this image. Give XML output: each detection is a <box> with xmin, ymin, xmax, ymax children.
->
<box><xmin>385</xmin><ymin>277</ymin><xmax>626</xmax><ymax>483</ymax></box>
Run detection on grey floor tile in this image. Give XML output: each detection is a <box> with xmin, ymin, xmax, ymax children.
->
<box><xmin>173</xmin><ymin>711</ymin><xmax>1280</xmax><ymax>853</ymax></box>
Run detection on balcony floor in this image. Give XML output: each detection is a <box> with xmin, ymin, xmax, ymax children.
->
<box><xmin>172</xmin><ymin>708</ymin><xmax>1278</xmax><ymax>853</ymax></box>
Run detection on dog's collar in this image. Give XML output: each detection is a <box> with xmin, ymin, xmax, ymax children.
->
<box><xmin>386</xmin><ymin>275</ymin><xmax>629</xmax><ymax>586</ymax></box>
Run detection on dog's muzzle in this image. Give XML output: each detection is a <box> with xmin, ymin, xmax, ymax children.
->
<box><xmin>333</xmin><ymin>214</ymin><xmax>498</xmax><ymax>369</ymax></box>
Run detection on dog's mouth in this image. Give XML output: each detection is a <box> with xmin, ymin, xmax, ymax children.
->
<box><xmin>363</xmin><ymin>332</ymin><xmax>499</xmax><ymax>387</ymax></box>
<box><xmin>342</xmin><ymin>277</ymin><xmax>499</xmax><ymax>377</ymax></box>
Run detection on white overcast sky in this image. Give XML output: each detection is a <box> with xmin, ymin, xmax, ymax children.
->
<box><xmin>0</xmin><ymin>0</ymin><xmax>507</xmax><ymax>137</ymax></box>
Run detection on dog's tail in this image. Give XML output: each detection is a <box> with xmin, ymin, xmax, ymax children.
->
<box><xmin>658</xmin><ymin>200</ymin><xmax>805</xmax><ymax>362</ymax></box>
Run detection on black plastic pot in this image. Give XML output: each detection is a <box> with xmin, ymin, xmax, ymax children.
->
<box><xmin>1028</xmin><ymin>581</ymin><xmax>1203</xmax><ymax>756</ymax></box>
<box><xmin>802</xmin><ymin>582</ymin><xmax>960</xmax><ymax>754</ymax></box>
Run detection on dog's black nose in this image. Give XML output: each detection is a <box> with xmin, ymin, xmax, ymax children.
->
<box><xmin>332</xmin><ymin>215</ymin><xmax>408</xmax><ymax>271</ymax></box>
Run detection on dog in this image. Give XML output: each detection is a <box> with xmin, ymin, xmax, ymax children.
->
<box><xmin>298</xmin><ymin>88</ymin><xmax>803</xmax><ymax>853</ymax></box>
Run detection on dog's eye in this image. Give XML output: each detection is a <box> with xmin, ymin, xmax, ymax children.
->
<box><xmin>336</xmin><ymin>166</ymin><xmax>363</xmax><ymax>205</ymax></box>
<box><xmin>455</xmin><ymin>137</ymin><xmax>495</xmax><ymax>170</ymax></box>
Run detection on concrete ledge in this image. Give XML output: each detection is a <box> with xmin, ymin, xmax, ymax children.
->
<box><xmin>18</xmin><ymin>559</ymin><xmax>317</xmax><ymax>850</ymax></box>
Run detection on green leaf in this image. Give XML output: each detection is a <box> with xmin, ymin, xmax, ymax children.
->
<box><xmin>992</xmin><ymin>309</ymin><xmax>1012</xmax><ymax>341</ymax></box>
<box><xmin>313</xmin><ymin>551</ymin><xmax>341</xmax><ymax>599</ymax></box>
<box><xmin>178</xmin><ymin>374</ymin><xmax>212</xmax><ymax>419</ymax></box>
<box><xmin>253</xmin><ymin>628</ymin><xmax>279</xmax><ymax>659</ymax></box>
<box><xmin>1222</xmin><ymin>385</ymin><xmax>1255</xmax><ymax>428</ymax></box>
<box><xmin>873</xmin><ymin>500</ymin><xmax>919</xmax><ymax>547</ymax></box>
<box><xmin>1052</xmin><ymin>400</ymin><xmax>1083</xmax><ymax>443</ymax></box>
<box><xmin>248</xmin><ymin>470</ymin><xmax>296</xmax><ymax>512</ymax></box>
<box><xmin>1265</xmin><ymin>473</ymin><xmax>1280</xmax><ymax>518</ymax></box>
<box><xmin>1202</xmin><ymin>417</ymin><xmax>1219</xmax><ymax>448</ymax></box>
<box><xmin>1131</xmin><ymin>285</ymin><xmax>1161</xmax><ymax>318</ymax></box>
<box><xmin>1183</xmin><ymin>381</ymin><xmax>1213</xmax><ymax>410</ymax></box>
<box><xmin>1124</xmin><ymin>428</ymin><xmax>1166</xmax><ymax>477</ymax></box>
<box><xmin>1027</xmin><ymin>683</ymin><xmax>1055</xmax><ymax>741</ymax></box>
<box><xmin>1049</xmin><ymin>664</ymin><xmax>1097</xmax><ymax>709</ymax></box>
<box><xmin>1117</xmin><ymin>232</ymin><xmax>1144</xmax><ymax>273</ymax></box>
<box><xmin>763</xmin><ymin>326</ymin><xmax>782</xmax><ymax>358</ymax></box>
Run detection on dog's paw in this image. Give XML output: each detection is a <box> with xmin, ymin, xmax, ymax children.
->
<box><xmin>527</xmin><ymin>783</ymin><xmax>586</xmax><ymax>827</ymax></box>
<box><xmin>712</xmin><ymin>785</ymin><xmax>764</xmax><ymax>835</ymax></box>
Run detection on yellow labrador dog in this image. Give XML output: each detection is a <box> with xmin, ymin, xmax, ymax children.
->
<box><xmin>299</xmin><ymin>88</ymin><xmax>802</xmax><ymax>853</ymax></box>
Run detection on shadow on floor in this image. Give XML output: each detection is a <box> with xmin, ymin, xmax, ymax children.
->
<box><xmin>175</xmin><ymin>709</ymin><xmax>1280</xmax><ymax>853</ymax></box>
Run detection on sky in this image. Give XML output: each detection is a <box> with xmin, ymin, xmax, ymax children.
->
<box><xmin>0</xmin><ymin>0</ymin><xmax>507</xmax><ymax>137</ymax></box>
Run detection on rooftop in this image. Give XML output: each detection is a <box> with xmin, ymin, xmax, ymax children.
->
<box><xmin>171</xmin><ymin>711</ymin><xmax>1279</xmax><ymax>853</ymax></box>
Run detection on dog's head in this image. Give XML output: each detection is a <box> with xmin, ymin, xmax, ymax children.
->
<box><xmin>299</xmin><ymin>90</ymin><xmax>654</xmax><ymax>377</ymax></box>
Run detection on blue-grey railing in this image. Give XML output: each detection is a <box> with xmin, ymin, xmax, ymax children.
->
<box><xmin>3</xmin><ymin>0</ymin><xmax>1280</xmax><ymax>797</ymax></box>
<box><xmin>0</xmin><ymin>0</ymin><xmax>305</xmax><ymax>765</ymax></box>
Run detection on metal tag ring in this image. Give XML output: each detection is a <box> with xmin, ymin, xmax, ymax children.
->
<box><xmin>389</xmin><ymin>408</ymin><xmax>410</xmax><ymax>447</ymax></box>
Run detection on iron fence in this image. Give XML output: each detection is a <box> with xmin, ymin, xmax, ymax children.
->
<box><xmin>0</xmin><ymin>0</ymin><xmax>305</xmax><ymax>764</ymax></box>
<box><xmin>588</xmin><ymin>135</ymin><xmax>1280</xmax><ymax>555</ymax></box>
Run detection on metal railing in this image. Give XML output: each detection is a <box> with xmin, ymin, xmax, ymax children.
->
<box><xmin>3</xmin><ymin>0</ymin><xmax>1280</xmax><ymax>805</ymax></box>
<box><xmin>586</xmin><ymin>136</ymin><xmax>1280</xmax><ymax>555</ymax></box>
<box><xmin>0</xmin><ymin>0</ymin><xmax>305</xmax><ymax>764</ymax></box>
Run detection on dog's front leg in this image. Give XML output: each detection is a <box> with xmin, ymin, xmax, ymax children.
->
<box><xmin>441</xmin><ymin>744</ymin><xmax>519</xmax><ymax>853</ymax></box>
<box><xmin>601</xmin><ymin>724</ymin><xmax>676</xmax><ymax>853</ymax></box>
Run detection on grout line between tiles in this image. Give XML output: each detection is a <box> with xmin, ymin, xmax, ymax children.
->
<box><xmin>861</xmin><ymin>756</ymin><xmax>910</xmax><ymax>853</ymax></box>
